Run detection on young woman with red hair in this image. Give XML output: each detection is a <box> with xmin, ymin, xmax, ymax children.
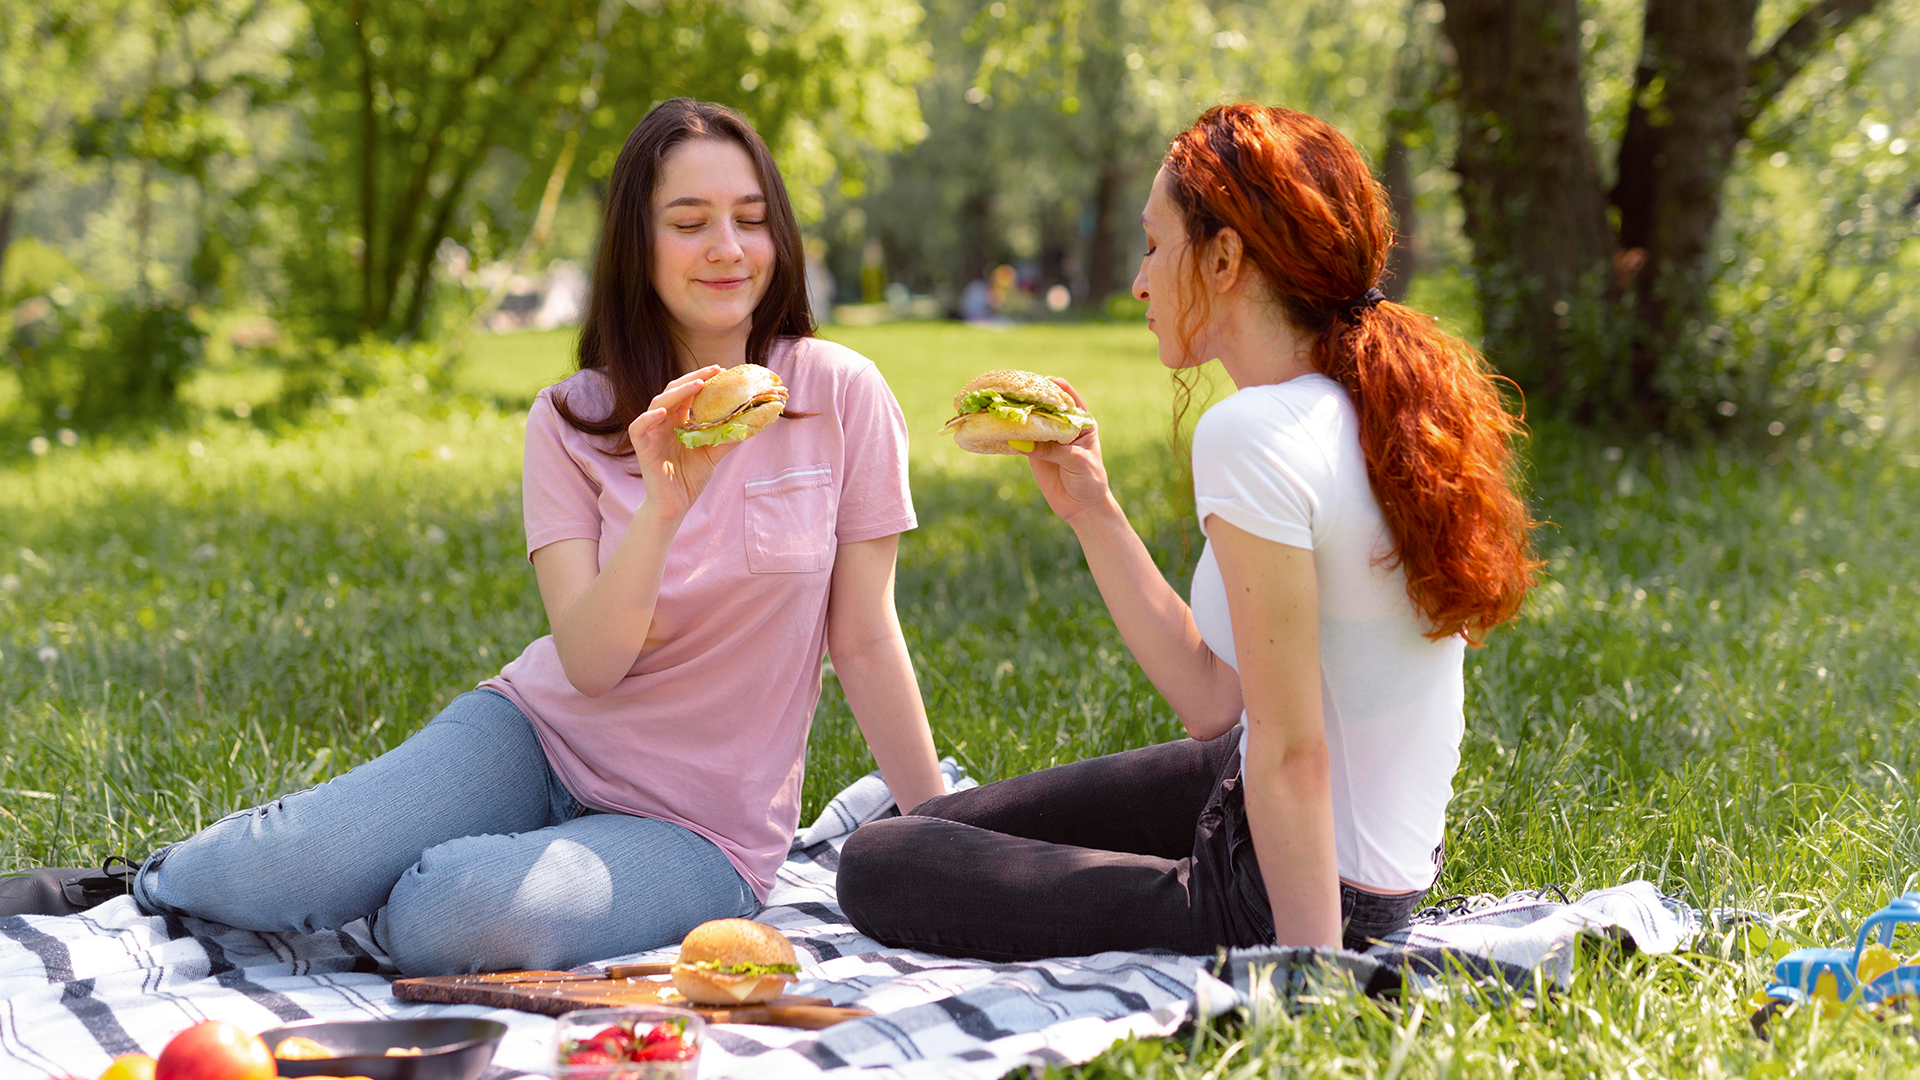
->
<box><xmin>838</xmin><ymin>103</ymin><xmax>1539</xmax><ymax>958</ymax></box>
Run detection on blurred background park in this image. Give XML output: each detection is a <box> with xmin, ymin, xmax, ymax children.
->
<box><xmin>1</xmin><ymin>0</ymin><xmax>1916</xmax><ymax>441</ymax></box>
<box><xmin>6</xmin><ymin>1</ymin><xmax>1920</xmax><ymax>1075</ymax></box>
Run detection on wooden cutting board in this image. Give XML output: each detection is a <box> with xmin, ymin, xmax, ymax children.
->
<box><xmin>391</xmin><ymin>966</ymin><xmax>872</xmax><ymax>1030</ymax></box>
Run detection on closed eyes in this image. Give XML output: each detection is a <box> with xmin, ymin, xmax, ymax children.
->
<box><xmin>671</xmin><ymin>218</ymin><xmax>767</xmax><ymax>231</ymax></box>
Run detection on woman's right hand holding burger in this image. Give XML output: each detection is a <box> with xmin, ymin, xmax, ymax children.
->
<box><xmin>540</xmin><ymin>364</ymin><xmax>752</xmax><ymax>698</ymax></box>
<box><xmin>1019</xmin><ymin>377</ymin><xmax>1238</xmax><ymax>742</ymax></box>
<box><xmin>628</xmin><ymin>365</ymin><xmax>735</xmax><ymax>524</ymax></box>
<box><xmin>1022</xmin><ymin>378</ymin><xmax>1116</xmax><ymax>526</ymax></box>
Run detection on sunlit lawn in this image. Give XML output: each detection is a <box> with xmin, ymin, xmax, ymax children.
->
<box><xmin>4</xmin><ymin>321</ymin><xmax>1919</xmax><ymax>1076</ymax></box>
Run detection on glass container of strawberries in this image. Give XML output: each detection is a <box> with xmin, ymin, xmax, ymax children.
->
<box><xmin>554</xmin><ymin>1005</ymin><xmax>704</xmax><ymax>1078</ymax></box>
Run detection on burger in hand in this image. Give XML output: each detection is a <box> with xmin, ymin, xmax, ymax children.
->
<box><xmin>670</xmin><ymin>919</ymin><xmax>803</xmax><ymax>1005</ymax></box>
<box><xmin>940</xmin><ymin>369</ymin><xmax>1093</xmax><ymax>455</ymax></box>
<box><xmin>675</xmin><ymin>364</ymin><xmax>788</xmax><ymax>448</ymax></box>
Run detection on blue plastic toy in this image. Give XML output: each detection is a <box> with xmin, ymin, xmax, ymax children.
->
<box><xmin>1750</xmin><ymin>891</ymin><xmax>1920</xmax><ymax>1035</ymax></box>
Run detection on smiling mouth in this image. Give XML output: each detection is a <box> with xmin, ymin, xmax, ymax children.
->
<box><xmin>700</xmin><ymin>277</ymin><xmax>749</xmax><ymax>288</ymax></box>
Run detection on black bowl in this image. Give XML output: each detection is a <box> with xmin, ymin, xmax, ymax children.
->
<box><xmin>260</xmin><ymin>1017</ymin><xmax>508</xmax><ymax>1080</ymax></box>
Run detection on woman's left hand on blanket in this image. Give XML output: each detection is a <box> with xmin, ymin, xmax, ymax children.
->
<box><xmin>630</xmin><ymin>365</ymin><xmax>737</xmax><ymax>523</ymax></box>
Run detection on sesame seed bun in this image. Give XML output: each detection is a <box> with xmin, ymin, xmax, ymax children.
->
<box><xmin>951</xmin><ymin>369</ymin><xmax>1077</xmax><ymax>414</ymax></box>
<box><xmin>670</xmin><ymin>919</ymin><xmax>800</xmax><ymax>1005</ymax></box>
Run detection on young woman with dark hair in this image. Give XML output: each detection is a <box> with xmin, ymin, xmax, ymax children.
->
<box><xmin>837</xmin><ymin>103</ymin><xmax>1540</xmax><ymax>959</ymax></box>
<box><xmin>1</xmin><ymin>99</ymin><xmax>946</xmax><ymax>974</ymax></box>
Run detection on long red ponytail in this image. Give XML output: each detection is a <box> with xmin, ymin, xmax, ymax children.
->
<box><xmin>1165</xmin><ymin>103</ymin><xmax>1539</xmax><ymax>644</ymax></box>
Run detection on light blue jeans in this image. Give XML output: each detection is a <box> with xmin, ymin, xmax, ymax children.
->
<box><xmin>133</xmin><ymin>689</ymin><xmax>756</xmax><ymax>976</ymax></box>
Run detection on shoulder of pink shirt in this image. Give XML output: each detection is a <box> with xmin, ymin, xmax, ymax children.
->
<box><xmin>539</xmin><ymin>367</ymin><xmax>613</xmax><ymax>410</ymax></box>
<box><xmin>782</xmin><ymin>334</ymin><xmax>877</xmax><ymax>378</ymax></box>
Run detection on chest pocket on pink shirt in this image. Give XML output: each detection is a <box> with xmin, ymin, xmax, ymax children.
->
<box><xmin>743</xmin><ymin>464</ymin><xmax>837</xmax><ymax>574</ymax></box>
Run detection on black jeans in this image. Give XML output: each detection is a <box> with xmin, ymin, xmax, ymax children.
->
<box><xmin>838</xmin><ymin>730</ymin><xmax>1435</xmax><ymax>961</ymax></box>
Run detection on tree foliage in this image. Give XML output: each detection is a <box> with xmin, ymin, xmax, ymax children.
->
<box><xmin>0</xmin><ymin>0</ymin><xmax>134</xmax><ymax>272</ymax></box>
<box><xmin>847</xmin><ymin>0</ymin><xmax>1423</xmax><ymax>306</ymax></box>
<box><xmin>3</xmin><ymin>0</ymin><xmax>294</xmax><ymax>430</ymax></box>
<box><xmin>272</xmin><ymin>0</ymin><xmax>929</xmax><ymax>344</ymax></box>
<box><xmin>4</xmin><ymin>0</ymin><xmax>1913</xmax><ymax>441</ymax></box>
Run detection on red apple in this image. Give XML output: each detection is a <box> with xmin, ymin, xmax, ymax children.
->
<box><xmin>154</xmin><ymin>1021</ymin><xmax>275</xmax><ymax>1080</ymax></box>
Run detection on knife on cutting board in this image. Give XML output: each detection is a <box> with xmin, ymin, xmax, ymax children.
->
<box><xmin>452</xmin><ymin>963</ymin><xmax>676</xmax><ymax>982</ymax></box>
<box><xmin>391</xmin><ymin>968</ymin><xmax>873</xmax><ymax>1029</ymax></box>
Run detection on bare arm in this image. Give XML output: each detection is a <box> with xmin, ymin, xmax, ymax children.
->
<box><xmin>1021</xmin><ymin>381</ymin><xmax>1243</xmax><ymax>738</ymax></box>
<box><xmin>531</xmin><ymin>365</ymin><xmax>733</xmax><ymax>697</ymax></box>
<box><xmin>1207</xmin><ymin>516</ymin><xmax>1340</xmax><ymax>948</ymax></box>
<box><xmin>825</xmin><ymin>534</ymin><xmax>946</xmax><ymax>813</ymax></box>
<box><xmin>533</xmin><ymin>522</ymin><xmax>676</xmax><ymax>698</ymax></box>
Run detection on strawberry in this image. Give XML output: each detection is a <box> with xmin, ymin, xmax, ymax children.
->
<box><xmin>640</xmin><ymin>1021</ymin><xmax>682</xmax><ymax>1047</ymax></box>
<box><xmin>585</xmin><ymin>1024</ymin><xmax>633</xmax><ymax>1056</ymax></box>
<box><xmin>634</xmin><ymin>1035</ymin><xmax>690</xmax><ymax>1061</ymax></box>
<box><xmin>564</xmin><ymin>1047</ymin><xmax>618</xmax><ymax>1066</ymax></box>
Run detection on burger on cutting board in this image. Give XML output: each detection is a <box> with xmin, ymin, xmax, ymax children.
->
<box><xmin>670</xmin><ymin>919</ymin><xmax>803</xmax><ymax>1005</ymax></box>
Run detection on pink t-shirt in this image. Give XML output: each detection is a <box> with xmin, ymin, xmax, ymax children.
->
<box><xmin>479</xmin><ymin>336</ymin><xmax>916</xmax><ymax>901</ymax></box>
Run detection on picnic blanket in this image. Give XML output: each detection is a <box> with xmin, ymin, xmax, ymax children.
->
<box><xmin>2</xmin><ymin>760</ymin><xmax>1719</xmax><ymax>1080</ymax></box>
<box><xmin>1219</xmin><ymin>881</ymin><xmax>1732</xmax><ymax>1007</ymax></box>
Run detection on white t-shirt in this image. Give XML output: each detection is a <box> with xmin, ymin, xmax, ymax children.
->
<box><xmin>1188</xmin><ymin>374</ymin><xmax>1463</xmax><ymax>893</ymax></box>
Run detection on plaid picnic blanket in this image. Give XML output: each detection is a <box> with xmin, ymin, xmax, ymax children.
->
<box><xmin>1219</xmin><ymin>880</ymin><xmax>1727</xmax><ymax>1005</ymax></box>
<box><xmin>0</xmin><ymin>761</ymin><xmax>1232</xmax><ymax>1080</ymax></box>
<box><xmin>1</xmin><ymin>759</ymin><xmax>1718</xmax><ymax>1080</ymax></box>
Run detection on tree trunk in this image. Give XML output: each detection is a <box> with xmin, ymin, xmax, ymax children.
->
<box><xmin>1039</xmin><ymin>200</ymin><xmax>1072</xmax><ymax>295</ymax></box>
<box><xmin>1379</xmin><ymin>0</ymin><xmax>1430</xmax><ymax>302</ymax></box>
<box><xmin>1084</xmin><ymin>160</ymin><xmax>1123</xmax><ymax>306</ymax></box>
<box><xmin>0</xmin><ymin>195</ymin><xmax>15</xmax><ymax>280</ymax></box>
<box><xmin>352</xmin><ymin>4</ymin><xmax>380</xmax><ymax>330</ymax></box>
<box><xmin>380</xmin><ymin>27</ymin><xmax>526</xmax><ymax>334</ymax></box>
<box><xmin>1379</xmin><ymin>133</ymin><xmax>1416</xmax><ymax>302</ymax></box>
<box><xmin>401</xmin><ymin>153</ymin><xmax>486</xmax><ymax>336</ymax></box>
<box><xmin>958</xmin><ymin>187</ymin><xmax>994</xmax><ymax>287</ymax></box>
<box><xmin>1439</xmin><ymin>0</ymin><xmax>1617</xmax><ymax>405</ymax></box>
<box><xmin>136</xmin><ymin>18</ymin><xmax>164</xmax><ymax>307</ymax></box>
<box><xmin>1611</xmin><ymin>1</ymin><xmax>1760</xmax><ymax>425</ymax></box>
<box><xmin>1440</xmin><ymin>0</ymin><xmax>1885</xmax><ymax>426</ymax></box>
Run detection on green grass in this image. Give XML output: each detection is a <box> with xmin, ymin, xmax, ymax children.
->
<box><xmin>5</xmin><ymin>322</ymin><xmax>1920</xmax><ymax>1076</ymax></box>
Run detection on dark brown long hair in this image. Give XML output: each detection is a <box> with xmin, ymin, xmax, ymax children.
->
<box><xmin>555</xmin><ymin>98</ymin><xmax>814</xmax><ymax>448</ymax></box>
<box><xmin>1164</xmin><ymin>103</ymin><xmax>1540</xmax><ymax>644</ymax></box>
